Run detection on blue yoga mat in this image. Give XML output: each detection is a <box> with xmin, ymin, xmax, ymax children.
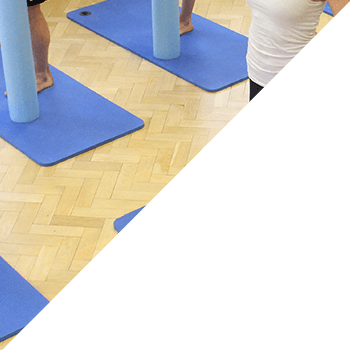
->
<box><xmin>0</xmin><ymin>256</ymin><xmax>49</xmax><ymax>342</ymax></box>
<box><xmin>0</xmin><ymin>56</ymin><xmax>144</xmax><ymax>167</ymax></box>
<box><xmin>323</xmin><ymin>2</ymin><xmax>333</xmax><ymax>16</ymax></box>
<box><xmin>114</xmin><ymin>207</ymin><xmax>145</xmax><ymax>232</ymax></box>
<box><xmin>67</xmin><ymin>0</ymin><xmax>248</xmax><ymax>92</ymax></box>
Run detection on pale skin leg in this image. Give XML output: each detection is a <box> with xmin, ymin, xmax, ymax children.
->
<box><xmin>27</xmin><ymin>4</ymin><xmax>53</xmax><ymax>93</ymax></box>
<box><xmin>180</xmin><ymin>0</ymin><xmax>195</xmax><ymax>35</ymax></box>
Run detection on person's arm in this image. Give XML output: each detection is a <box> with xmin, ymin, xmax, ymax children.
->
<box><xmin>327</xmin><ymin>0</ymin><xmax>349</xmax><ymax>15</ymax></box>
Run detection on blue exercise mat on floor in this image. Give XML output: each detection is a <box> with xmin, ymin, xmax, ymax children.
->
<box><xmin>323</xmin><ymin>2</ymin><xmax>333</xmax><ymax>16</ymax></box>
<box><xmin>67</xmin><ymin>0</ymin><xmax>248</xmax><ymax>92</ymax></box>
<box><xmin>0</xmin><ymin>56</ymin><xmax>144</xmax><ymax>167</ymax></box>
<box><xmin>114</xmin><ymin>207</ymin><xmax>145</xmax><ymax>232</ymax></box>
<box><xmin>0</xmin><ymin>256</ymin><xmax>49</xmax><ymax>342</ymax></box>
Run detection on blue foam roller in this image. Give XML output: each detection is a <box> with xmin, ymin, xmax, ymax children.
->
<box><xmin>0</xmin><ymin>0</ymin><xmax>39</xmax><ymax>123</ymax></box>
<box><xmin>152</xmin><ymin>0</ymin><xmax>180</xmax><ymax>60</ymax></box>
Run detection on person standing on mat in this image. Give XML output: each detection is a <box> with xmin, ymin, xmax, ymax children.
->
<box><xmin>246</xmin><ymin>0</ymin><xmax>349</xmax><ymax>101</ymax></box>
<box><xmin>180</xmin><ymin>0</ymin><xmax>196</xmax><ymax>35</ymax></box>
<box><xmin>27</xmin><ymin>0</ymin><xmax>54</xmax><ymax>93</ymax></box>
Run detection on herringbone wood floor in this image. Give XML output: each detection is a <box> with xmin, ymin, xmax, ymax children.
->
<box><xmin>0</xmin><ymin>0</ymin><xmax>331</xmax><ymax>348</ymax></box>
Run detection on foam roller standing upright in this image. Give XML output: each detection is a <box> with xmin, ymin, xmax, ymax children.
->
<box><xmin>152</xmin><ymin>0</ymin><xmax>180</xmax><ymax>60</ymax></box>
<box><xmin>0</xmin><ymin>0</ymin><xmax>39</xmax><ymax>123</ymax></box>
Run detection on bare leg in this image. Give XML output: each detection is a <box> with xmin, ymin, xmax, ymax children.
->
<box><xmin>180</xmin><ymin>0</ymin><xmax>195</xmax><ymax>35</ymax></box>
<box><xmin>28</xmin><ymin>4</ymin><xmax>53</xmax><ymax>93</ymax></box>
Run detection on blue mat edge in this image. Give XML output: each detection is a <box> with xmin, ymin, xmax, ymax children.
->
<box><xmin>0</xmin><ymin>61</ymin><xmax>145</xmax><ymax>168</ymax></box>
<box><xmin>0</xmin><ymin>256</ymin><xmax>49</xmax><ymax>343</ymax></box>
<box><xmin>40</xmin><ymin>129</ymin><xmax>142</xmax><ymax>167</ymax></box>
<box><xmin>1</xmin><ymin>329</ymin><xmax>24</xmax><ymax>343</ymax></box>
<box><xmin>66</xmin><ymin>6</ymin><xmax>249</xmax><ymax>93</ymax></box>
<box><xmin>38</xmin><ymin>66</ymin><xmax>144</xmax><ymax>167</ymax></box>
<box><xmin>39</xmin><ymin>111</ymin><xmax>144</xmax><ymax>168</ymax></box>
<box><xmin>33</xmin><ymin>64</ymin><xmax>145</xmax><ymax>167</ymax></box>
<box><xmin>114</xmin><ymin>206</ymin><xmax>145</xmax><ymax>232</ymax></box>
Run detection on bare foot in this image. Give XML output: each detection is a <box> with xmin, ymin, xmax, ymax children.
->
<box><xmin>180</xmin><ymin>20</ymin><xmax>193</xmax><ymax>35</ymax></box>
<box><xmin>5</xmin><ymin>68</ymin><xmax>54</xmax><ymax>96</ymax></box>
<box><xmin>36</xmin><ymin>68</ymin><xmax>54</xmax><ymax>93</ymax></box>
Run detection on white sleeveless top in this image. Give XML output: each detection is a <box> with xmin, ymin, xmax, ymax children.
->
<box><xmin>246</xmin><ymin>0</ymin><xmax>326</xmax><ymax>87</ymax></box>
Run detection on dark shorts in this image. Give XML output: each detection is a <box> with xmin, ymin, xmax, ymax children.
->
<box><xmin>249</xmin><ymin>79</ymin><xmax>264</xmax><ymax>101</ymax></box>
<box><xmin>27</xmin><ymin>0</ymin><xmax>46</xmax><ymax>6</ymax></box>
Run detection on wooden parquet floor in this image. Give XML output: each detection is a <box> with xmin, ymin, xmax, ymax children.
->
<box><xmin>0</xmin><ymin>0</ymin><xmax>331</xmax><ymax>348</ymax></box>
